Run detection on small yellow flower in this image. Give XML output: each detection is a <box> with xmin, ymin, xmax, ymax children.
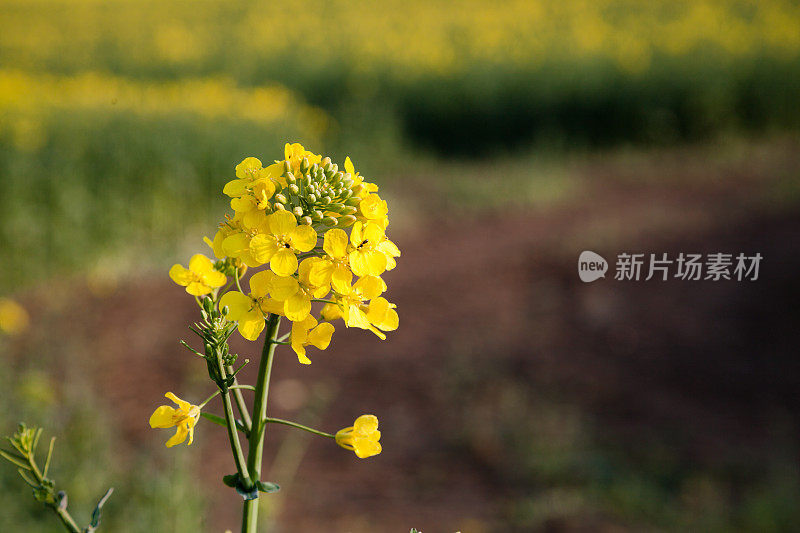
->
<box><xmin>284</xmin><ymin>142</ymin><xmax>321</xmax><ymax>171</ymax></box>
<box><xmin>348</xmin><ymin>222</ymin><xmax>400</xmax><ymax>277</ymax></box>
<box><xmin>335</xmin><ymin>415</ymin><xmax>382</xmax><ymax>458</ymax></box>
<box><xmin>344</xmin><ymin>157</ymin><xmax>379</xmax><ymax>199</ymax></box>
<box><xmin>289</xmin><ymin>315</ymin><xmax>334</xmax><ymax>364</ymax></box>
<box><xmin>248</xmin><ymin>211</ymin><xmax>317</xmax><ymax>276</ymax></box>
<box><xmin>268</xmin><ymin>258</ymin><xmax>328</xmax><ymax>322</ymax></box>
<box><xmin>218</xmin><ymin>271</ymin><xmax>283</xmax><ymax>340</ymax></box>
<box><xmin>309</xmin><ymin>228</ymin><xmax>353</xmax><ymax>293</ymax></box>
<box><xmin>149</xmin><ymin>392</ymin><xmax>201</xmax><ymax>448</ymax></box>
<box><xmin>0</xmin><ymin>298</ymin><xmax>29</xmax><ymax>336</ymax></box>
<box><xmin>358</xmin><ymin>193</ymin><xmax>389</xmax><ymax>229</ymax></box>
<box><xmin>332</xmin><ymin>275</ymin><xmax>397</xmax><ymax>340</ymax></box>
<box><xmin>169</xmin><ymin>254</ymin><xmax>227</xmax><ymax>296</ymax></box>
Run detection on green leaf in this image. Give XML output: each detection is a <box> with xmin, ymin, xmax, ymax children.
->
<box><xmin>0</xmin><ymin>449</ymin><xmax>31</xmax><ymax>469</ymax></box>
<box><xmin>222</xmin><ymin>473</ymin><xmax>239</xmax><ymax>488</ymax></box>
<box><xmin>88</xmin><ymin>488</ymin><xmax>114</xmax><ymax>529</ymax></box>
<box><xmin>256</xmin><ymin>481</ymin><xmax>280</xmax><ymax>493</ymax></box>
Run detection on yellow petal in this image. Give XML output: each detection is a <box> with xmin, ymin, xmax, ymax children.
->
<box><xmin>223</xmin><ymin>179</ymin><xmax>249</xmax><ymax>197</ymax></box>
<box><xmin>149</xmin><ymin>405</ymin><xmax>177</xmax><ymax>428</ymax></box>
<box><xmin>284</xmin><ymin>292</ymin><xmax>311</xmax><ymax>322</ymax></box>
<box><xmin>324</xmin><ymin>229</ymin><xmax>349</xmax><ymax>258</ymax></box>
<box><xmin>202</xmin><ymin>270</ymin><xmax>227</xmax><ymax>288</ymax></box>
<box><xmin>354</xmin><ymin>414</ymin><xmax>379</xmax><ymax>433</ymax></box>
<box><xmin>270</xmin><ymin>248</ymin><xmax>298</xmax><ymax>277</ymax></box>
<box><xmin>344</xmin><ymin>156</ymin><xmax>355</xmax><ymax>176</ymax></box>
<box><xmin>349</xmin><ymin>250</ymin><xmax>370</xmax><ymax>277</ymax></box>
<box><xmin>166</xmin><ymin>392</ymin><xmax>192</xmax><ymax>412</ymax></box>
<box><xmin>249</xmin><ymin>270</ymin><xmax>274</xmax><ymax>299</ymax></box>
<box><xmin>291</xmin><ymin>340</ymin><xmax>312</xmax><ymax>364</ymax></box>
<box><xmin>249</xmin><ymin>234</ymin><xmax>278</xmax><ymax>264</ymax></box>
<box><xmin>186</xmin><ymin>281</ymin><xmax>212</xmax><ymax>296</ymax></box>
<box><xmin>169</xmin><ymin>264</ymin><xmax>192</xmax><ymax>286</ymax></box>
<box><xmin>268</xmin><ymin>210</ymin><xmax>297</xmax><ymax>236</ymax></box>
<box><xmin>219</xmin><ymin>291</ymin><xmax>253</xmax><ymax>322</ymax></box>
<box><xmin>365</xmin><ymin>250</ymin><xmax>388</xmax><ymax>276</ymax></box>
<box><xmin>165</xmin><ymin>425</ymin><xmax>189</xmax><ymax>448</ymax></box>
<box><xmin>238</xmin><ymin>309</ymin><xmax>266</xmax><ymax>341</ymax></box>
<box><xmin>362</xmin><ymin>223</ymin><xmax>385</xmax><ymax>244</ymax></box>
<box><xmin>350</xmin><ymin>222</ymin><xmax>364</xmax><ymax>246</ymax></box>
<box><xmin>222</xmin><ymin>233</ymin><xmax>251</xmax><ymax>258</ymax></box>
<box><xmin>353</xmin><ymin>276</ymin><xmax>385</xmax><ymax>301</ymax></box>
<box><xmin>235</xmin><ymin>157</ymin><xmax>262</xmax><ymax>178</ymax></box>
<box><xmin>353</xmin><ymin>438</ymin><xmax>382</xmax><ymax>459</ymax></box>
<box><xmin>331</xmin><ymin>266</ymin><xmax>353</xmax><ymax>294</ymax></box>
<box><xmin>289</xmin><ymin>225</ymin><xmax>318</xmax><ymax>253</ymax></box>
<box><xmin>308</xmin><ymin>322</ymin><xmax>334</xmax><ymax>350</ymax></box>
<box><xmin>321</xmin><ymin>303</ymin><xmax>342</xmax><ymax>321</ymax></box>
<box><xmin>269</xmin><ymin>275</ymin><xmax>300</xmax><ymax>300</ymax></box>
<box><xmin>309</xmin><ymin>259</ymin><xmax>335</xmax><ymax>288</ymax></box>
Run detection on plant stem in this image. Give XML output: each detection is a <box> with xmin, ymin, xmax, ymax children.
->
<box><xmin>221</xmin><ymin>387</ymin><xmax>252</xmax><ymax>489</ymax></box>
<box><xmin>265</xmin><ymin>417</ymin><xmax>335</xmax><ymax>438</ymax></box>
<box><xmin>26</xmin><ymin>456</ymin><xmax>80</xmax><ymax>533</ymax></box>
<box><xmin>227</xmin><ymin>368</ymin><xmax>253</xmax><ymax>432</ymax></box>
<box><xmin>242</xmin><ymin>313</ymin><xmax>281</xmax><ymax>533</ymax></box>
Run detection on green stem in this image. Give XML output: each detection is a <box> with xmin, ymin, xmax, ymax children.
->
<box><xmin>227</xmin><ymin>369</ymin><xmax>253</xmax><ymax>433</ymax></box>
<box><xmin>199</xmin><ymin>385</ymin><xmax>255</xmax><ymax>409</ymax></box>
<box><xmin>265</xmin><ymin>417</ymin><xmax>335</xmax><ymax>439</ymax></box>
<box><xmin>221</xmin><ymin>388</ymin><xmax>252</xmax><ymax>489</ymax></box>
<box><xmin>26</xmin><ymin>456</ymin><xmax>80</xmax><ymax>533</ymax></box>
<box><xmin>242</xmin><ymin>313</ymin><xmax>281</xmax><ymax>533</ymax></box>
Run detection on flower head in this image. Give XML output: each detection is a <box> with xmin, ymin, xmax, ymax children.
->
<box><xmin>289</xmin><ymin>315</ymin><xmax>334</xmax><ymax>364</ymax></box>
<box><xmin>149</xmin><ymin>392</ymin><xmax>201</xmax><ymax>448</ymax></box>
<box><xmin>169</xmin><ymin>254</ymin><xmax>227</xmax><ymax>296</ymax></box>
<box><xmin>335</xmin><ymin>415</ymin><xmax>382</xmax><ymax>458</ymax></box>
<box><xmin>249</xmin><ymin>211</ymin><xmax>317</xmax><ymax>276</ymax></box>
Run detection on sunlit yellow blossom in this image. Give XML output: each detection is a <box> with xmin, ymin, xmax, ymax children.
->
<box><xmin>248</xmin><ymin>211</ymin><xmax>317</xmax><ymax>276</ymax></box>
<box><xmin>348</xmin><ymin>222</ymin><xmax>400</xmax><ymax>277</ymax></box>
<box><xmin>335</xmin><ymin>414</ymin><xmax>382</xmax><ymax>459</ymax></box>
<box><xmin>149</xmin><ymin>392</ymin><xmax>201</xmax><ymax>448</ymax></box>
<box><xmin>334</xmin><ymin>275</ymin><xmax>397</xmax><ymax>339</ymax></box>
<box><xmin>309</xmin><ymin>228</ymin><xmax>353</xmax><ymax>293</ymax></box>
<box><xmin>169</xmin><ymin>254</ymin><xmax>227</xmax><ymax>296</ymax></box>
<box><xmin>358</xmin><ymin>193</ymin><xmax>389</xmax><ymax>228</ymax></box>
<box><xmin>0</xmin><ymin>298</ymin><xmax>29</xmax><ymax>335</ymax></box>
<box><xmin>268</xmin><ymin>258</ymin><xmax>328</xmax><ymax>322</ymax></box>
<box><xmin>218</xmin><ymin>271</ymin><xmax>283</xmax><ymax>340</ymax></box>
<box><xmin>289</xmin><ymin>315</ymin><xmax>334</xmax><ymax>364</ymax></box>
<box><xmin>284</xmin><ymin>142</ymin><xmax>321</xmax><ymax>171</ymax></box>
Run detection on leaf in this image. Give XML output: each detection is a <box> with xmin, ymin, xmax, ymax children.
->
<box><xmin>88</xmin><ymin>487</ymin><xmax>114</xmax><ymax>529</ymax></box>
<box><xmin>43</xmin><ymin>437</ymin><xmax>56</xmax><ymax>478</ymax></box>
<box><xmin>0</xmin><ymin>449</ymin><xmax>31</xmax><ymax>470</ymax></box>
<box><xmin>222</xmin><ymin>473</ymin><xmax>239</xmax><ymax>488</ymax></box>
<box><xmin>256</xmin><ymin>481</ymin><xmax>280</xmax><ymax>493</ymax></box>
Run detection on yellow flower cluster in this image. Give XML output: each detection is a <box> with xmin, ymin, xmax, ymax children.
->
<box><xmin>171</xmin><ymin>143</ymin><xmax>399</xmax><ymax>364</ymax></box>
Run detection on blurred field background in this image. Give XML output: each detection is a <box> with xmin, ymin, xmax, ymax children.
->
<box><xmin>1</xmin><ymin>0</ymin><xmax>799</xmax><ymax>531</ymax></box>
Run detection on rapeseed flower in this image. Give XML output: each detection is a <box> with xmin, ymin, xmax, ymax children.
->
<box><xmin>289</xmin><ymin>315</ymin><xmax>334</xmax><ymax>364</ymax></box>
<box><xmin>149</xmin><ymin>392</ymin><xmax>201</xmax><ymax>448</ymax></box>
<box><xmin>335</xmin><ymin>415</ymin><xmax>382</xmax><ymax>458</ymax></box>
<box><xmin>309</xmin><ymin>228</ymin><xmax>353</xmax><ymax>293</ymax></box>
<box><xmin>348</xmin><ymin>222</ymin><xmax>400</xmax><ymax>277</ymax></box>
<box><xmin>169</xmin><ymin>254</ymin><xmax>227</xmax><ymax>296</ymax></box>
<box><xmin>218</xmin><ymin>270</ymin><xmax>283</xmax><ymax>340</ymax></box>
<box><xmin>249</xmin><ymin>211</ymin><xmax>317</xmax><ymax>276</ymax></box>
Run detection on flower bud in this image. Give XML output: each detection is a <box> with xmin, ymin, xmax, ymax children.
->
<box><xmin>322</xmin><ymin>195</ymin><xmax>332</xmax><ymax>204</ymax></box>
<box><xmin>293</xmin><ymin>206</ymin><xmax>304</xmax><ymax>216</ymax></box>
<box><xmin>289</xmin><ymin>184</ymin><xmax>300</xmax><ymax>195</ymax></box>
<box><xmin>325</xmin><ymin>203</ymin><xmax>343</xmax><ymax>213</ymax></box>
<box><xmin>342</xmin><ymin>205</ymin><xmax>358</xmax><ymax>215</ymax></box>
<box><xmin>322</xmin><ymin>216</ymin><xmax>338</xmax><ymax>226</ymax></box>
<box><xmin>351</xmin><ymin>184</ymin><xmax>364</xmax><ymax>196</ymax></box>
<box><xmin>275</xmin><ymin>193</ymin><xmax>287</xmax><ymax>204</ymax></box>
<box><xmin>314</xmin><ymin>209</ymin><xmax>324</xmax><ymax>220</ymax></box>
<box><xmin>339</xmin><ymin>215</ymin><xmax>357</xmax><ymax>227</ymax></box>
<box><xmin>301</xmin><ymin>216</ymin><xmax>313</xmax><ymax>225</ymax></box>
<box><xmin>283</xmin><ymin>160</ymin><xmax>292</xmax><ymax>174</ymax></box>
<box><xmin>274</xmin><ymin>203</ymin><xmax>286</xmax><ymax>211</ymax></box>
<box><xmin>345</xmin><ymin>196</ymin><xmax>361</xmax><ymax>206</ymax></box>
<box><xmin>286</xmin><ymin>172</ymin><xmax>296</xmax><ymax>184</ymax></box>
<box><xmin>307</xmin><ymin>193</ymin><xmax>317</xmax><ymax>203</ymax></box>
<box><xmin>301</xmin><ymin>157</ymin><xmax>310</xmax><ymax>172</ymax></box>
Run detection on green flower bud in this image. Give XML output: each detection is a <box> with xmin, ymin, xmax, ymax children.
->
<box><xmin>286</xmin><ymin>172</ymin><xmax>296</xmax><ymax>184</ymax></box>
<box><xmin>301</xmin><ymin>157</ymin><xmax>310</xmax><ymax>172</ymax></box>
<box><xmin>274</xmin><ymin>203</ymin><xmax>286</xmax><ymax>211</ymax></box>
<box><xmin>275</xmin><ymin>193</ymin><xmax>287</xmax><ymax>204</ymax></box>
<box><xmin>301</xmin><ymin>216</ymin><xmax>313</xmax><ymax>226</ymax></box>
<box><xmin>283</xmin><ymin>160</ymin><xmax>292</xmax><ymax>174</ymax></box>
<box><xmin>351</xmin><ymin>184</ymin><xmax>364</xmax><ymax>196</ymax></box>
<box><xmin>322</xmin><ymin>195</ymin><xmax>332</xmax><ymax>204</ymax></box>
<box><xmin>293</xmin><ymin>206</ymin><xmax>304</xmax><ymax>216</ymax></box>
<box><xmin>339</xmin><ymin>215</ymin><xmax>357</xmax><ymax>227</ymax></box>
<box><xmin>307</xmin><ymin>193</ymin><xmax>317</xmax><ymax>203</ymax></box>
<box><xmin>322</xmin><ymin>216</ymin><xmax>338</xmax><ymax>226</ymax></box>
<box><xmin>342</xmin><ymin>205</ymin><xmax>358</xmax><ymax>215</ymax></box>
<box><xmin>289</xmin><ymin>184</ymin><xmax>300</xmax><ymax>195</ymax></box>
<box><xmin>311</xmin><ymin>210</ymin><xmax>323</xmax><ymax>221</ymax></box>
<box><xmin>325</xmin><ymin>203</ymin><xmax>343</xmax><ymax>213</ymax></box>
